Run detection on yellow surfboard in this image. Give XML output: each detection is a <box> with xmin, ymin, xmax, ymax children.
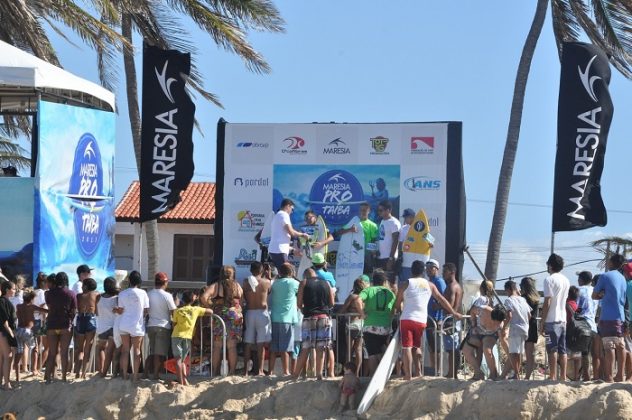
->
<box><xmin>402</xmin><ymin>209</ymin><xmax>433</xmax><ymax>256</ymax></box>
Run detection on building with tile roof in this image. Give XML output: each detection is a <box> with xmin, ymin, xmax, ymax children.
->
<box><xmin>114</xmin><ymin>181</ymin><xmax>216</xmax><ymax>285</ymax></box>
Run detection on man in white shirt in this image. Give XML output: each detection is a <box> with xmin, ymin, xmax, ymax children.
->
<box><xmin>539</xmin><ymin>253</ymin><xmax>570</xmax><ymax>381</ymax></box>
<box><xmin>145</xmin><ymin>272</ymin><xmax>177</xmax><ymax>380</ymax></box>
<box><xmin>376</xmin><ymin>200</ymin><xmax>401</xmax><ymax>282</ymax></box>
<box><xmin>73</xmin><ymin>264</ymin><xmax>92</xmax><ymax>295</ymax></box>
<box><xmin>268</xmin><ymin>198</ymin><xmax>309</xmax><ymax>271</ymax></box>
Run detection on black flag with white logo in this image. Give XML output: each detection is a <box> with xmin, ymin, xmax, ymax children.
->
<box><xmin>552</xmin><ymin>42</ymin><xmax>612</xmax><ymax>232</ymax></box>
<box><xmin>140</xmin><ymin>44</ymin><xmax>195</xmax><ymax>222</ymax></box>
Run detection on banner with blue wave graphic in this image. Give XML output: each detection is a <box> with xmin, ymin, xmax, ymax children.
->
<box><xmin>35</xmin><ymin>101</ymin><xmax>115</xmax><ymax>288</ymax></box>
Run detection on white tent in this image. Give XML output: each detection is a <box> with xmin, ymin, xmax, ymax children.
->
<box><xmin>0</xmin><ymin>40</ymin><xmax>115</xmax><ymax>112</ymax></box>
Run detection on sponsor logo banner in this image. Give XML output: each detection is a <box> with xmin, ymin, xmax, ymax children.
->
<box><xmin>236</xmin><ymin>210</ymin><xmax>266</xmax><ymax>232</ymax></box>
<box><xmin>403</xmin><ymin>176</ymin><xmax>441</xmax><ymax>191</ymax></box>
<box><xmin>236</xmin><ymin>141</ymin><xmax>269</xmax><ymax>148</ymax></box>
<box><xmin>323</xmin><ymin>137</ymin><xmax>351</xmax><ymax>155</ymax></box>
<box><xmin>553</xmin><ymin>42</ymin><xmax>612</xmax><ymax>232</ymax></box>
<box><xmin>370</xmin><ymin>136</ymin><xmax>390</xmax><ymax>155</ymax></box>
<box><xmin>410</xmin><ymin>136</ymin><xmax>434</xmax><ymax>154</ymax></box>
<box><xmin>282</xmin><ymin>136</ymin><xmax>307</xmax><ymax>155</ymax></box>
<box><xmin>140</xmin><ymin>44</ymin><xmax>195</xmax><ymax>222</ymax></box>
<box><xmin>233</xmin><ymin>177</ymin><xmax>270</xmax><ymax>188</ymax></box>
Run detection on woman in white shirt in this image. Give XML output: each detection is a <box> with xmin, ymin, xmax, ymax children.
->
<box><xmin>96</xmin><ymin>277</ymin><xmax>119</xmax><ymax>377</ymax></box>
<box><xmin>115</xmin><ymin>271</ymin><xmax>149</xmax><ymax>381</ymax></box>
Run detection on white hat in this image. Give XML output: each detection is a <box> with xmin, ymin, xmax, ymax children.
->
<box><xmin>426</xmin><ymin>259</ymin><xmax>440</xmax><ymax>269</ymax></box>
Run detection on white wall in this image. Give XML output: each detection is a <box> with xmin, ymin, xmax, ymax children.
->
<box><xmin>115</xmin><ymin>222</ymin><xmax>214</xmax><ymax>280</ymax></box>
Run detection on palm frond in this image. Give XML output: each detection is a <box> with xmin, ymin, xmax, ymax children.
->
<box><xmin>166</xmin><ymin>0</ymin><xmax>271</xmax><ymax>73</ymax></box>
<box><xmin>205</xmin><ymin>0</ymin><xmax>285</xmax><ymax>32</ymax></box>
<box><xmin>570</xmin><ymin>0</ymin><xmax>632</xmax><ymax>78</ymax></box>
<box><xmin>551</xmin><ymin>0</ymin><xmax>582</xmax><ymax>60</ymax></box>
<box><xmin>0</xmin><ymin>135</ymin><xmax>31</xmax><ymax>171</ymax></box>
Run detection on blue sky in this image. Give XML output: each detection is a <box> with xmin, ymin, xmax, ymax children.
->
<box><xmin>47</xmin><ymin>1</ymin><xmax>631</xmax><ymax>285</ymax></box>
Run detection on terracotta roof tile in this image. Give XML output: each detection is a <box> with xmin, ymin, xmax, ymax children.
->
<box><xmin>115</xmin><ymin>181</ymin><xmax>215</xmax><ymax>223</ymax></box>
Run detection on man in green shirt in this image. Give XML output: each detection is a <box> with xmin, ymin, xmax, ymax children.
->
<box><xmin>338</xmin><ymin>202</ymin><xmax>378</xmax><ymax>274</ymax></box>
<box><xmin>358</xmin><ymin>269</ymin><xmax>396</xmax><ymax>374</ymax></box>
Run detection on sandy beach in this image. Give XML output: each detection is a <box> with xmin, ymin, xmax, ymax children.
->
<box><xmin>2</xmin><ymin>375</ymin><xmax>632</xmax><ymax>419</ymax></box>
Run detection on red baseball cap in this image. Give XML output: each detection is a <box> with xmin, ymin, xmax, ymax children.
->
<box><xmin>623</xmin><ymin>262</ymin><xmax>632</xmax><ymax>278</ymax></box>
<box><xmin>155</xmin><ymin>272</ymin><xmax>169</xmax><ymax>282</ymax></box>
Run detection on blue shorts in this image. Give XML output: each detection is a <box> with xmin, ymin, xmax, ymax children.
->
<box><xmin>75</xmin><ymin>313</ymin><xmax>97</xmax><ymax>335</ymax></box>
<box><xmin>271</xmin><ymin>322</ymin><xmax>294</xmax><ymax>353</ymax></box>
<box><xmin>544</xmin><ymin>322</ymin><xmax>567</xmax><ymax>355</ymax></box>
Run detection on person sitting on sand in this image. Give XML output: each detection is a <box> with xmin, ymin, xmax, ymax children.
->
<box><xmin>339</xmin><ymin>361</ymin><xmax>361</xmax><ymax>412</ymax></box>
<box><xmin>462</xmin><ymin>304</ymin><xmax>506</xmax><ymax>380</ymax></box>
<box><xmin>171</xmin><ymin>291</ymin><xmax>213</xmax><ymax>386</ymax></box>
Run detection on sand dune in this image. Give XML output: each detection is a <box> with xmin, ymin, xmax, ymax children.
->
<box><xmin>1</xmin><ymin>375</ymin><xmax>632</xmax><ymax>419</ymax></box>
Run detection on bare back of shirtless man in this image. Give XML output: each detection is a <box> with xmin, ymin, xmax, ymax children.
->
<box><xmin>442</xmin><ymin>263</ymin><xmax>463</xmax><ymax>378</ymax></box>
<box><xmin>74</xmin><ymin>279</ymin><xmax>99</xmax><ymax>378</ymax></box>
<box><xmin>243</xmin><ymin>262</ymin><xmax>272</xmax><ymax>375</ymax></box>
<box><xmin>463</xmin><ymin>305</ymin><xmax>505</xmax><ymax>380</ymax></box>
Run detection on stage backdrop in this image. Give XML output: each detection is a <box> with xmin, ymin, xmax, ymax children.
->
<box><xmin>215</xmin><ymin>121</ymin><xmax>466</xmax><ymax>287</ymax></box>
<box><xmin>34</xmin><ymin>100</ymin><xmax>116</xmax><ymax>288</ymax></box>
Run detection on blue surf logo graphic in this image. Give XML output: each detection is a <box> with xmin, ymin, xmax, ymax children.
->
<box><xmin>68</xmin><ymin>133</ymin><xmax>105</xmax><ymax>257</ymax></box>
<box><xmin>308</xmin><ymin>170</ymin><xmax>364</xmax><ymax>225</ymax></box>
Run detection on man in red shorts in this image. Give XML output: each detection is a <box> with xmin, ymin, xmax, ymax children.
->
<box><xmin>392</xmin><ymin>260</ymin><xmax>462</xmax><ymax>380</ymax></box>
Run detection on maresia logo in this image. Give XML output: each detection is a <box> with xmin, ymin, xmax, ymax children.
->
<box><xmin>282</xmin><ymin>136</ymin><xmax>307</xmax><ymax>154</ymax></box>
<box><xmin>323</xmin><ymin>137</ymin><xmax>350</xmax><ymax>155</ymax></box>
<box><xmin>370</xmin><ymin>136</ymin><xmax>389</xmax><ymax>155</ymax></box>
<box><xmin>68</xmin><ymin>133</ymin><xmax>107</xmax><ymax>257</ymax></box>
<box><xmin>411</xmin><ymin>136</ymin><xmax>434</xmax><ymax>154</ymax></box>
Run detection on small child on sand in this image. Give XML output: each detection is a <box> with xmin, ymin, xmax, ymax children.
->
<box><xmin>339</xmin><ymin>362</ymin><xmax>360</xmax><ymax>412</ymax></box>
<box><xmin>15</xmin><ymin>289</ymin><xmax>37</xmax><ymax>383</ymax></box>
<box><xmin>171</xmin><ymin>291</ymin><xmax>213</xmax><ymax>386</ymax></box>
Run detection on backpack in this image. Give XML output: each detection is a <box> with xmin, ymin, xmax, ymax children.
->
<box><xmin>566</xmin><ymin>304</ymin><xmax>593</xmax><ymax>352</ymax></box>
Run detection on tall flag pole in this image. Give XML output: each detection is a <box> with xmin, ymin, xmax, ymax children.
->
<box><xmin>552</xmin><ymin>42</ymin><xmax>613</xmax><ymax>234</ymax></box>
<box><xmin>140</xmin><ymin>43</ymin><xmax>195</xmax><ymax>222</ymax></box>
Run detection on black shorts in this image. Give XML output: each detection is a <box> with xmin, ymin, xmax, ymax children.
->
<box><xmin>363</xmin><ymin>332</ymin><xmax>388</xmax><ymax>356</ymax></box>
<box><xmin>526</xmin><ymin>318</ymin><xmax>538</xmax><ymax>343</ymax></box>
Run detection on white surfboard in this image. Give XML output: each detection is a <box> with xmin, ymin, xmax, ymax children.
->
<box><xmin>259</xmin><ymin>211</ymin><xmax>275</xmax><ymax>246</ymax></box>
<box><xmin>357</xmin><ymin>330</ymin><xmax>400</xmax><ymax>416</ymax></box>
<box><xmin>297</xmin><ymin>215</ymin><xmax>328</xmax><ymax>279</ymax></box>
<box><xmin>335</xmin><ymin>216</ymin><xmax>364</xmax><ymax>300</ymax></box>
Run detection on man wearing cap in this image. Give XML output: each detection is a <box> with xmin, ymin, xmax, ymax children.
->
<box><xmin>73</xmin><ymin>264</ymin><xmax>92</xmax><ymax>295</ymax></box>
<box><xmin>145</xmin><ymin>272</ymin><xmax>177</xmax><ymax>380</ymax></box>
<box><xmin>376</xmin><ymin>200</ymin><xmax>401</xmax><ymax>282</ymax></box>
<box><xmin>592</xmin><ymin>254</ymin><xmax>627</xmax><ymax>382</ymax></box>
<box><xmin>269</xmin><ymin>198</ymin><xmax>309</xmax><ymax>271</ymax></box>
<box><xmin>577</xmin><ymin>270</ymin><xmax>599</xmax><ymax>380</ymax></box>
<box><xmin>397</xmin><ymin>208</ymin><xmax>418</xmax><ymax>286</ymax></box>
<box><xmin>311</xmin><ymin>253</ymin><xmax>336</xmax><ymax>290</ymax></box>
<box><xmin>425</xmin><ymin>258</ymin><xmax>447</xmax><ymax>374</ymax></box>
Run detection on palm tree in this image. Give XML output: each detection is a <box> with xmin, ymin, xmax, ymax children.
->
<box><xmin>0</xmin><ymin>133</ymin><xmax>30</xmax><ymax>173</ymax></box>
<box><xmin>109</xmin><ymin>1</ymin><xmax>284</xmax><ymax>277</ymax></box>
<box><xmin>591</xmin><ymin>236</ymin><xmax>632</xmax><ymax>268</ymax></box>
<box><xmin>485</xmin><ymin>0</ymin><xmax>632</xmax><ymax>280</ymax></box>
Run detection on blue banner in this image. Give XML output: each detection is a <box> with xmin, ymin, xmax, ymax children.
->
<box><xmin>35</xmin><ymin>101</ymin><xmax>115</xmax><ymax>288</ymax></box>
